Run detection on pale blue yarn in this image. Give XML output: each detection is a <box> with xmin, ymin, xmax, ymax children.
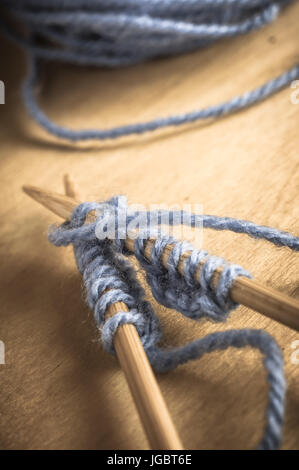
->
<box><xmin>48</xmin><ymin>196</ymin><xmax>299</xmax><ymax>449</ymax></box>
<box><xmin>2</xmin><ymin>0</ymin><xmax>298</xmax><ymax>141</ymax></box>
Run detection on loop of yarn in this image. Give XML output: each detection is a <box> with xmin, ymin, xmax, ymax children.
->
<box><xmin>2</xmin><ymin>0</ymin><xmax>298</xmax><ymax>142</ymax></box>
<box><xmin>48</xmin><ymin>196</ymin><xmax>299</xmax><ymax>449</ymax></box>
<box><xmin>133</xmin><ymin>233</ymin><xmax>251</xmax><ymax>321</ymax></box>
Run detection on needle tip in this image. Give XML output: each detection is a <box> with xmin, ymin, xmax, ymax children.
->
<box><xmin>22</xmin><ymin>184</ymin><xmax>78</xmax><ymax>219</ymax></box>
<box><xmin>22</xmin><ymin>184</ymin><xmax>39</xmax><ymax>199</ymax></box>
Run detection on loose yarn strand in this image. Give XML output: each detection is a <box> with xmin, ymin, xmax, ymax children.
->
<box><xmin>48</xmin><ymin>197</ymin><xmax>299</xmax><ymax>448</ymax></box>
<box><xmin>2</xmin><ymin>0</ymin><xmax>298</xmax><ymax>142</ymax></box>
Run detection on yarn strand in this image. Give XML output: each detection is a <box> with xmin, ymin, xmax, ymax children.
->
<box><xmin>21</xmin><ymin>57</ymin><xmax>299</xmax><ymax>142</ymax></box>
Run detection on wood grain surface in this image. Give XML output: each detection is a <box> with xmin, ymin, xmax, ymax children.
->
<box><xmin>0</xmin><ymin>3</ymin><xmax>298</xmax><ymax>450</ymax></box>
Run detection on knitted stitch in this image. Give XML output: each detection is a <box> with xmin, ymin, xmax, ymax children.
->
<box><xmin>48</xmin><ymin>196</ymin><xmax>299</xmax><ymax>449</ymax></box>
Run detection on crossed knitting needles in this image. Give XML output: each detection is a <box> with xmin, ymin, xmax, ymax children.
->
<box><xmin>23</xmin><ymin>177</ymin><xmax>299</xmax><ymax>450</ymax></box>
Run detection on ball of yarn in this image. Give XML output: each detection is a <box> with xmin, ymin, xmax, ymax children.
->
<box><xmin>1</xmin><ymin>0</ymin><xmax>298</xmax><ymax>141</ymax></box>
<box><xmin>1</xmin><ymin>0</ymin><xmax>290</xmax><ymax>66</ymax></box>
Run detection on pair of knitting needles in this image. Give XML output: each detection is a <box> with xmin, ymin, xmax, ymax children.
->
<box><xmin>23</xmin><ymin>177</ymin><xmax>299</xmax><ymax>450</ymax></box>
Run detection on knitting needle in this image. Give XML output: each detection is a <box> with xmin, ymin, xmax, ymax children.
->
<box><xmin>63</xmin><ymin>173</ymin><xmax>81</xmax><ymax>200</ymax></box>
<box><xmin>23</xmin><ymin>184</ymin><xmax>299</xmax><ymax>333</ymax></box>
<box><xmin>35</xmin><ymin>178</ymin><xmax>183</xmax><ymax>451</ymax></box>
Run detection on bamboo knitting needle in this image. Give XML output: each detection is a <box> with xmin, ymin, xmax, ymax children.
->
<box><xmin>23</xmin><ymin>184</ymin><xmax>299</xmax><ymax>333</ymax></box>
<box><xmin>34</xmin><ymin>178</ymin><xmax>183</xmax><ymax>451</ymax></box>
<box><xmin>63</xmin><ymin>174</ymin><xmax>81</xmax><ymax>201</ymax></box>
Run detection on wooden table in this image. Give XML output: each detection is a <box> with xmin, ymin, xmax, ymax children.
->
<box><xmin>0</xmin><ymin>3</ymin><xmax>298</xmax><ymax>450</ymax></box>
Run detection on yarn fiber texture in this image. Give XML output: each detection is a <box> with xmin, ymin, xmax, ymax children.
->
<box><xmin>2</xmin><ymin>0</ymin><xmax>299</xmax><ymax>141</ymax></box>
<box><xmin>49</xmin><ymin>196</ymin><xmax>299</xmax><ymax>449</ymax></box>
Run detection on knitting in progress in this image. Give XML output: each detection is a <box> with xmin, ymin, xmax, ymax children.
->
<box><xmin>48</xmin><ymin>196</ymin><xmax>299</xmax><ymax>449</ymax></box>
<box><xmin>2</xmin><ymin>0</ymin><xmax>299</xmax><ymax>141</ymax></box>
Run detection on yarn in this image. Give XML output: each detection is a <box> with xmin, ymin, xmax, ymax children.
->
<box><xmin>48</xmin><ymin>196</ymin><xmax>299</xmax><ymax>449</ymax></box>
<box><xmin>2</xmin><ymin>0</ymin><xmax>298</xmax><ymax>141</ymax></box>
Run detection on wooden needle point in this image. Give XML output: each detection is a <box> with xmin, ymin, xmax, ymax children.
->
<box><xmin>22</xmin><ymin>184</ymin><xmax>299</xmax><ymax>333</ymax></box>
<box><xmin>63</xmin><ymin>174</ymin><xmax>81</xmax><ymax>201</ymax></box>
